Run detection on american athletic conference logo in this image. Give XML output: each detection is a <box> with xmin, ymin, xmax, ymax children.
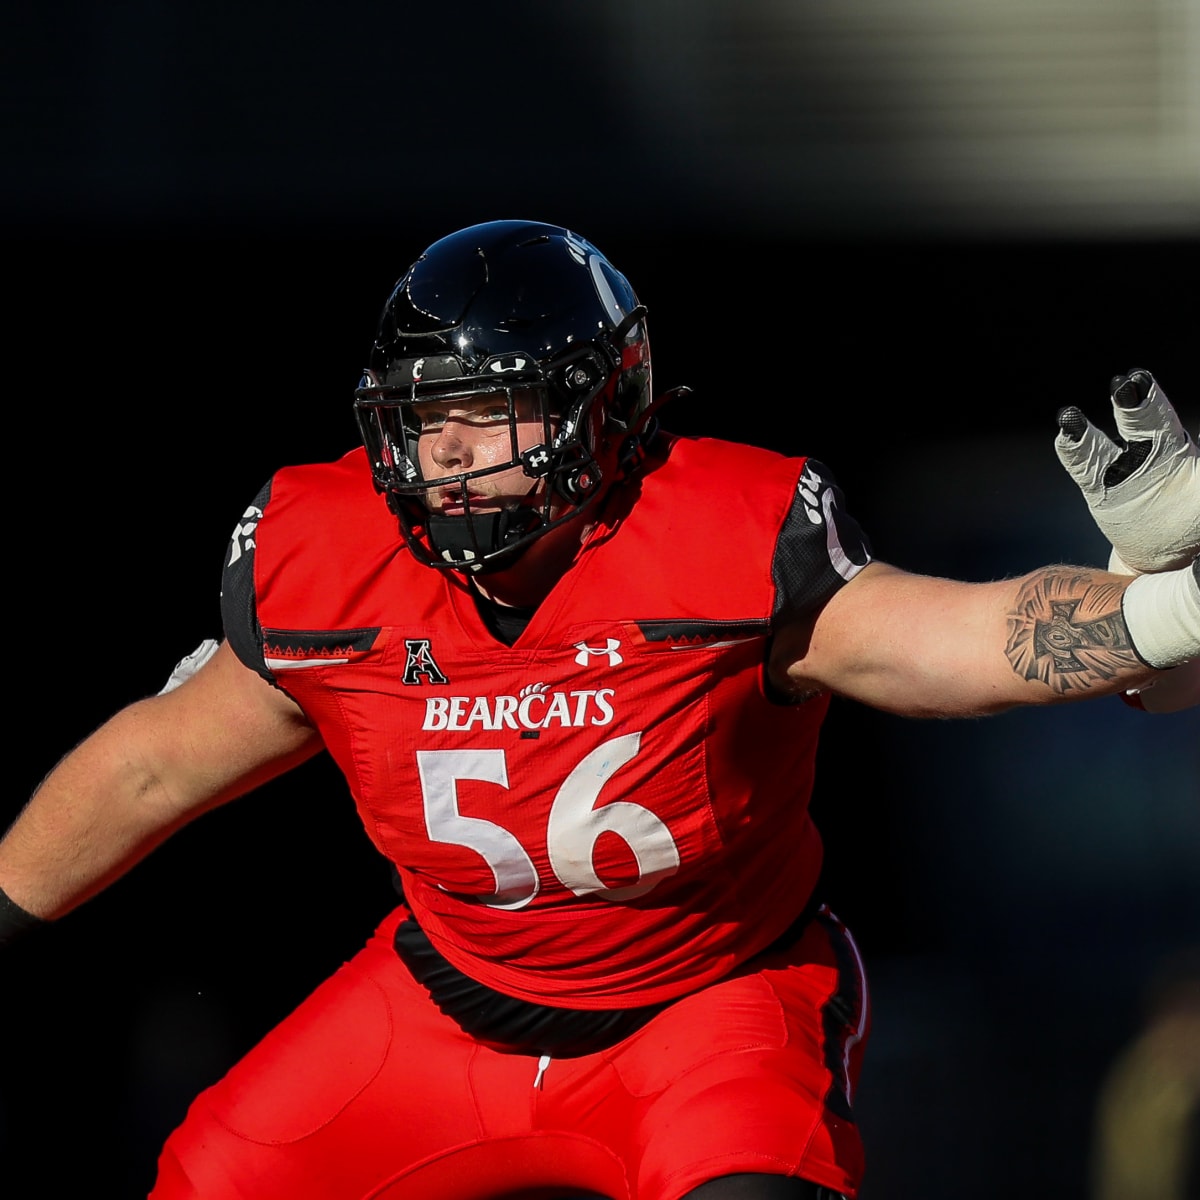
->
<box><xmin>402</xmin><ymin>639</ymin><xmax>448</xmax><ymax>685</ymax></box>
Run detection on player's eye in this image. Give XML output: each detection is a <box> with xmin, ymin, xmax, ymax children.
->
<box><xmin>416</xmin><ymin>410</ymin><xmax>447</xmax><ymax>432</ymax></box>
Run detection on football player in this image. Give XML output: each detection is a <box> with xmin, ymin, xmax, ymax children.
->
<box><xmin>3</xmin><ymin>221</ymin><xmax>1197</xmax><ymax>1200</ymax></box>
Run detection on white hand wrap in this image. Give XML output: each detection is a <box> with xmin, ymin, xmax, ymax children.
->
<box><xmin>1121</xmin><ymin>560</ymin><xmax>1200</xmax><ymax>670</ymax></box>
<box><xmin>159</xmin><ymin>638</ymin><xmax>220</xmax><ymax>695</ymax></box>
<box><xmin>1055</xmin><ymin>375</ymin><xmax>1199</xmax><ymax>572</ymax></box>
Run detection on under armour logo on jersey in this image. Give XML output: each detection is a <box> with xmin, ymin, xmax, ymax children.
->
<box><xmin>402</xmin><ymin>638</ymin><xmax>449</xmax><ymax>685</ymax></box>
<box><xmin>574</xmin><ymin>638</ymin><xmax>623</xmax><ymax>667</ymax></box>
<box><xmin>228</xmin><ymin>505</ymin><xmax>263</xmax><ymax>566</ymax></box>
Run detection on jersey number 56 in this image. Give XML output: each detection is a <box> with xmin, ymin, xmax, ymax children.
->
<box><xmin>417</xmin><ymin>732</ymin><xmax>682</xmax><ymax>909</ymax></box>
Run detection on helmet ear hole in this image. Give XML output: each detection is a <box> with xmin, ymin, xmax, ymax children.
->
<box><xmin>554</xmin><ymin>462</ymin><xmax>601</xmax><ymax>504</ymax></box>
<box><xmin>556</xmin><ymin>350</ymin><xmax>608</xmax><ymax>401</ymax></box>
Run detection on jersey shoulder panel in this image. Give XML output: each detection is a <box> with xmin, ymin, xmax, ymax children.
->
<box><xmin>219</xmin><ymin>448</ymin><xmax>402</xmax><ymax>679</ymax></box>
<box><xmin>616</xmin><ymin>435</ymin><xmax>873</xmax><ymax>624</ymax></box>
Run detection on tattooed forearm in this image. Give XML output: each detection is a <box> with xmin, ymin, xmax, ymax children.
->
<box><xmin>1004</xmin><ymin>569</ymin><xmax>1142</xmax><ymax>694</ymax></box>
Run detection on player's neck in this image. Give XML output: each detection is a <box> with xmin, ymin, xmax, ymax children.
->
<box><xmin>471</xmin><ymin>518</ymin><xmax>589</xmax><ymax>609</ymax></box>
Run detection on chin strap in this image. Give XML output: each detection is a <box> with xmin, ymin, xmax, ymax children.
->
<box><xmin>425</xmin><ymin>505</ymin><xmax>545</xmax><ymax>574</ymax></box>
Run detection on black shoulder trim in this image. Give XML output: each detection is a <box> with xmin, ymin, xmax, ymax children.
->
<box><xmin>262</xmin><ymin>628</ymin><xmax>381</xmax><ymax>659</ymax></box>
<box><xmin>636</xmin><ymin>619</ymin><xmax>769</xmax><ymax>644</ymax></box>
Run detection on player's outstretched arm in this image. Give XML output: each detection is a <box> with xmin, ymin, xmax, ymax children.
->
<box><xmin>1055</xmin><ymin>368</ymin><xmax>1199</xmax><ymax>574</ymax></box>
<box><xmin>1</xmin><ymin>641</ymin><xmax>321</xmax><ymax>941</ymax></box>
<box><xmin>772</xmin><ymin>558</ymin><xmax>1198</xmax><ymax>718</ymax></box>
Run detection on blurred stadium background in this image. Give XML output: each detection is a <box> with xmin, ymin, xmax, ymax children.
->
<box><xmin>6</xmin><ymin>1</ymin><xmax>1198</xmax><ymax>1196</ymax></box>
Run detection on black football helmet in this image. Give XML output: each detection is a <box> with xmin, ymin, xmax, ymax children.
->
<box><xmin>354</xmin><ymin>219</ymin><xmax>658</xmax><ymax>573</ymax></box>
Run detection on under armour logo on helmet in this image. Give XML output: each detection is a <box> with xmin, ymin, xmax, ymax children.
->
<box><xmin>488</xmin><ymin>355</ymin><xmax>529</xmax><ymax>373</ymax></box>
<box><xmin>574</xmin><ymin>638</ymin><xmax>623</xmax><ymax>667</ymax></box>
<box><xmin>522</xmin><ymin>445</ymin><xmax>552</xmax><ymax>476</ymax></box>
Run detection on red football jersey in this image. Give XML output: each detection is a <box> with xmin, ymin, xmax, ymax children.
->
<box><xmin>222</xmin><ymin>433</ymin><xmax>873</xmax><ymax>1008</ymax></box>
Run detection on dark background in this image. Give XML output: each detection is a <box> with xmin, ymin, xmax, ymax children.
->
<box><xmin>4</xmin><ymin>2</ymin><xmax>1197</xmax><ymax>1197</ymax></box>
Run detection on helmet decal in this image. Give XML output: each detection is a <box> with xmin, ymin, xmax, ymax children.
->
<box><xmin>588</xmin><ymin>254</ymin><xmax>626</xmax><ymax>324</ymax></box>
<box><xmin>564</xmin><ymin>232</ymin><xmax>589</xmax><ymax>266</ymax></box>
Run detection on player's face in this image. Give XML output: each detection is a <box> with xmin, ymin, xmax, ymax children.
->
<box><xmin>413</xmin><ymin>390</ymin><xmax>556</xmax><ymax>516</ymax></box>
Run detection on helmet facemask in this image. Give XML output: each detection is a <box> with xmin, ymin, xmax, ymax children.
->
<box><xmin>355</xmin><ymin>362</ymin><xmax>616</xmax><ymax>574</ymax></box>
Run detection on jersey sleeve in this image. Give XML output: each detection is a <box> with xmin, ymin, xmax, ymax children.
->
<box><xmin>220</xmin><ymin>477</ymin><xmax>274</xmax><ymax>683</ymax></box>
<box><xmin>771</xmin><ymin>458</ymin><xmax>873</xmax><ymax>623</ymax></box>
